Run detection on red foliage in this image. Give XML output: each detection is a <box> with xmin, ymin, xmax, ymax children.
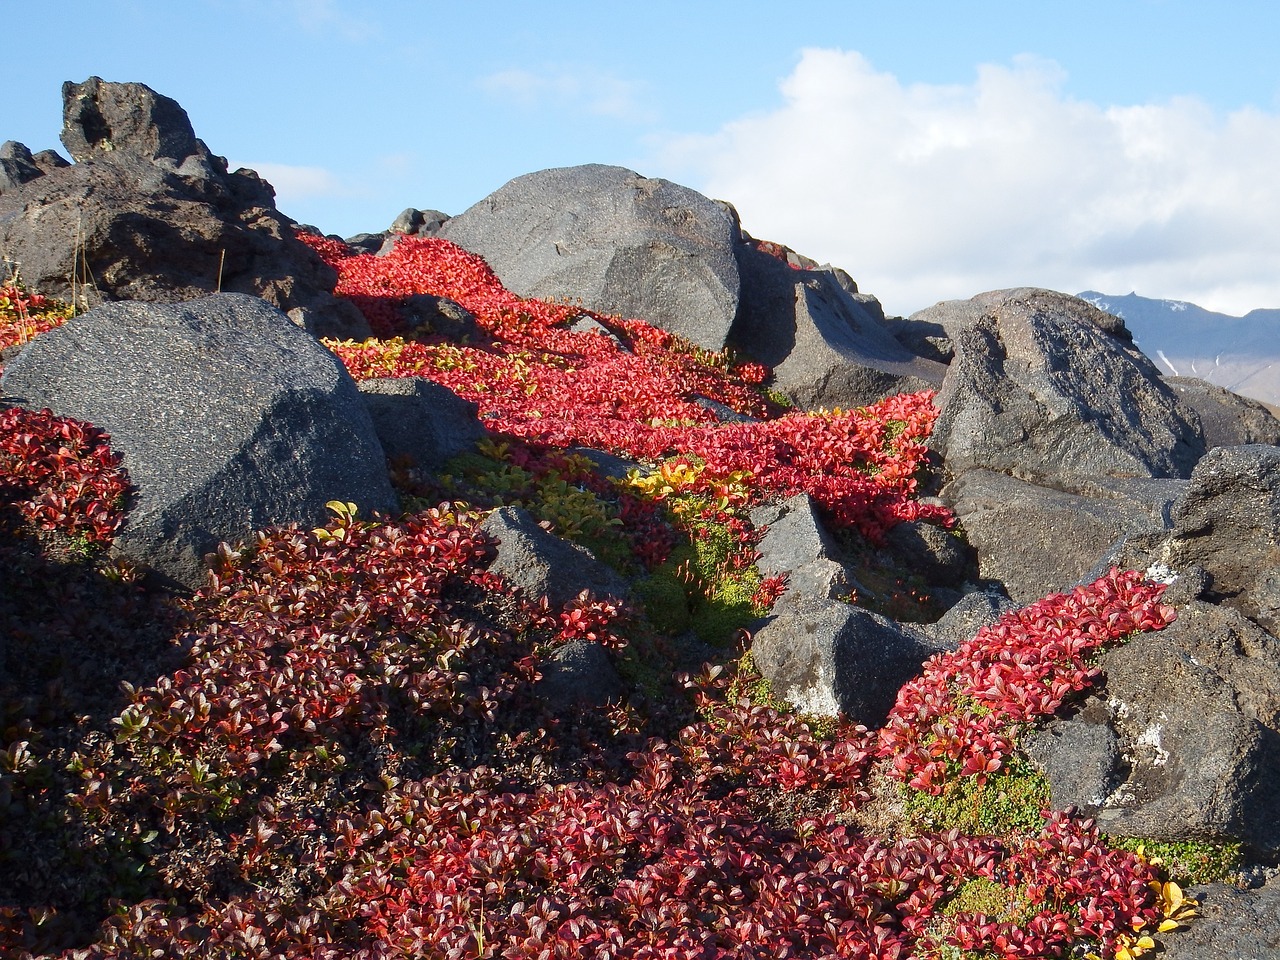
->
<box><xmin>878</xmin><ymin>568</ymin><xmax>1176</xmax><ymax>794</ymax></box>
<box><xmin>0</xmin><ymin>406</ymin><xmax>130</xmax><ymax>544</ymax></box>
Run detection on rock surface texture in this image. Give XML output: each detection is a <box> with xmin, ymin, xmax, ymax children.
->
<box><xmin>924</xmin><ymin>288</ymin><xmax>1206</xmax><ymax>485</ymax></box>
<box><xmin>439</xmin><ymin>164</ymin><xmax>742</xmax><ymax>351</ymax></box>
<box><xmin>0</xmin><ymin>294</ymin><xmax>395</xmax><ymax>589</ymax></box>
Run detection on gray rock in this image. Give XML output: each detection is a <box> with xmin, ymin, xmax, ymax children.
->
<box><xmin>1025</xmin><ymin>600</ymin><xmax>1280</xmax><ymax>853</ymax></box>
<box><xmin>1159</xmin><ymin>877</ymin><xmax>1280</xmax><ymax>960</ymax></box>
<box><xmin>0</xmin><ymin>79</ymin><xmax>368</xmax><ymax>339</ymax></box>
<box><xmin>1161</xmin><ymin>445</ymin><xmax>1280</xmax><ymax>635</ymax></box>
<box><xmin>401</xmin><ymin>294</ymin><xmax>483</xmax><ymax>341</ymax></box>
<box><xmin>0</xmin><ymin>294</ymin><xmax>396</xmax><ymax>591</ymax></box>
<box><xmin>923</xmin><ymin>289</ymin><xmax>1205</xmax><ymax>485</ymax></box>
<box><xmin>730</xmin><ymin>246</ymin><xmax>947</xmax><ymax>409</ymax></box>
<box><xmin>918</xmin><ymin>588</ymin><xmax>1015</xmax><ymax>647</ymax></box>
<box><xmin>439</xmin><ymin>164</ymin><xmax>741</xmax><ymax>351</ymax></box>
<box><xmin>389</xmin><ymin>207</ymin><xmax>449</xmax><ymax>236</ymax></box>
<box><xmin>750</xmin><ymin>494</ymin><xmax>861</xmax><ymax>601</ymax></box>
<box><xmin>884</xmin><ymin>519</ymin><xmax>974</xmax><ymax>588</ymax></box>
<box><xmin>0</xmin><ymin>140</ymin><xmax>42</xmax><ymax>193</ymax></box>
<box><xmin>942</xmin><ymin>469</ymin><xmax>1171</xmax><ymax>604</ymax></box>
<box><xmin>534</xmin><ymin>640</ymin><xmax>626</xmax><ymax>709</ymax></box>
<box><xmin>357</xmin><ymin>378</ymin><xmax>485</xmax><ymax>470</ymax></box>
<box><xmin>749</xmin><ymin>590</ymin><xmax>944</xmax><ymax>724</ymax></box>
<box><xmin>1167</xmin><ymin>377</ymin><xmax>1280</xmax><ymax>448</ymax></box>
<box><xmin>479</xmin><ymin>506</ymin><xmax>630</xmax><ymax>609</ymax></box>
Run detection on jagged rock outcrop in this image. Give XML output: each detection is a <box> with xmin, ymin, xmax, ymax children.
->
<box><xmin>0</xmin><ymin>294</ymin><xmax>396</xmax><ymax>590</ymax></box>
<box><xmin>923</xmin><ymin>288</ymin><xmax>1206</xmax><ymax>485</ymax></box>
<box><xmin>0</xmin><ymin>78</ymin><xmax>367</xmax><ymax>338</ymax></box>
<box><xmin>750</xmin><ymin>494</ymin><xmax>862</xmax><ymax>600</ymax></box>
<box><xmin>438</xmin><ymin>164</ymin><xmax>741</xmax><ymax>351</ymax></box>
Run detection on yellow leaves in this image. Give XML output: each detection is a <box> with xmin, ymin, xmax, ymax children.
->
<box><xmin>313</xmin><ymin>501</ymin><xmax>361</xmax><ymax>542</ymax></box>
<box><xmin>1113</xmin><ymin>932</ymin><xmax>1157</xmax><ymax>960</ymax></box>
<box><xmin>626</xmin><ymin>459</ymin><xmax>703</xmax><ymax>500</ymax></box>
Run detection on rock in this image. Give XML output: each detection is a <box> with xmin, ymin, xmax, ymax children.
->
<box><xmin>0</xmin><ymin>78</ymin><xmax>368</xmax><ymax>339</ymax></box>
<box><xmin>534</xmin><ymin>640</ymin><xmax>626</xmax><ymax>709</ymax></box>
<box><xmin>0</xmin><ymin>140</ymin><xmax>42</xmax><ymax>193</ymax></box>
<box><xmin>730</xmin><ymin>245</ymin><xmax>947</xmax><ymax>408</ymax></box>
<box><xmin>1025</xmin><ymin>600</ymin><xmax>1280</xmax><ymax>853</ymax></box>
<box><xmin>389</xmin><ymin>207</ymin><xmax>449</xmax><ymax>236</ymax></box>
<box><xmin>923</xmin><ymin>289</ymin><xmax>1205</xmax><ymax>485</ymax></box>
<box><xmin>884</xmin><ymin>519</ymin><xmax>974</xmax><ymax>588</ymax></box>
<box><xmin>1166</xmin><ymin>377</ymin><xmax>1280</xmax><ymax>448</ymax></box>
<box><xmin>750</xmin><ymin>494</ymin><xmax>862</xmax><ymax>601</ymax></box>
<box><xmin>918</xmin><ymin>588</ymin><xmax>1016</xmax><ymax>648</ymax></box>
<box><xmin>479</xmin><ymin>506</ymin><xmax>630</xmax><ymax>609</ymax></box>
<box><xmin>357</xmin><ymin>377</ymin><xmax>485</xmax><ymax>470</ymax></box>
<box><xmin>1162</xmin><ymin>445</ymin><xmax>1280</xmax><ymax>634</ymax></box>
<box><xmin>749</xmin><ymin>590</ymin><xmax>944</xmax><ymax>724</ymax></box>
<box><xmin>401</xmin><ymin>294</ymin><xmax>483</xmax><ymax>341</ymax></box>
<box><xmin>0</xmin><ymin>294</ymin><xmax>396</xmax><ymax>591</ymax></box>
<box><xmin>1159</xmin><ymin>876</ymin><xmax>1280</xmax><ymax>960</ymax></box>
<box><xmin>942</xmin><ymin>469</ymin><xmax>1173</xmax><ymax>604</ymax></box>
<box><xmin>438</xmin><ymin>164</ymin><xmax>741</xmax><ymax>351</ymax></box>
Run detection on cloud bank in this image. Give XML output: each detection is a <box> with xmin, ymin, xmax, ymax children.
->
<box><xmin>660</xmin><ymin>49</ymin><xmax>1280</xmax><ymax>317</ymax></box>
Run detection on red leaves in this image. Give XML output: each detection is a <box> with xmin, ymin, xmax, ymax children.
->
<box><xmin>0</xmin><ymin>406</ymin><xmax>130</xmax><ymax>544</ymax></box>
<box><xmin>303</xmin><ymin>229</ymin><xmax>952</xmax><ymax>544</ymax></box>
<box><xmin>879</xmin><ymin>568</ymin><xmax>1177</xmax><ymax>794</ymax></box>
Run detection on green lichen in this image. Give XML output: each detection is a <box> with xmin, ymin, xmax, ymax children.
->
<box><xmin>903</xmin><ymin>758</ymin><xmax>1051</xmax><ymax>836</ymax></box>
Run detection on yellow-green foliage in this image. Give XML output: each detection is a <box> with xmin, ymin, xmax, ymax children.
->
<box><xmin>904</xmin><ymin>759</ymin><xmax>1050</xmax><ymax>836</ymax></box>
<box><xmin>1109</xmin><ymin>837</ymin><xmax>1243</xmax><ymax>887</ymax></box>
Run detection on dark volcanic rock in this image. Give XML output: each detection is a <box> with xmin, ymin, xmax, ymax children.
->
<box><xmin>1159</xmin><ymin>876</ymin><xmax>1280</xmax><ymax>960</ymax></box>
<box><xmin>358</xmin><ymin>377</ymin><xmax>485</xmax><ymax>471</ymax></box>
<box><xmin>750</xmin><ymin>494</ymin><xmax>862</xmax><ymax>600</ymax></box>
<box><xmin>0</xmin><ymin>78</ymin><xmax>368</xmax><ymax>339</ymax></box>
<box><xmin>0</xmin><ymin>294</ymin><xmax>396</xmax><ymax>590</ymax></box>
<box><xmin>0</xmin><ymin>140</ymin><xmax>42</xmax><ymax>194</ymax></box>
<box><xmin>480</xmin><ymin>506</ymin><xmax>630</xmax><ymax>609</ymax></box>
<box><xmin>730</xmin><ymin>244</ymin><xmax>947</xmax><ymax>408</ymax></box>
<box><xmin>942</xmin><ymin>469</ymin><xmax>1175</xmax><ymax>604</ymax></box>
<box><xmin>1166</xmin><ymin>377</ymin><xmax>1280</xmax><ymax>449</ymax></box>
<box><xmin>438</xmin><ymin>164</ymin><xmax>741</xmax><ymax>351</ymax></box>
<box><xmin>923</xmin><ymin>289</ymin><xmax>1205</xmax><ymax>485</ymax></box>
<box><xmin>1161</xmin><ymin>444</ymin><xmax>1280</xmax><ymax>634</ymax></box>
<box><xmin>749</xmin><ymin>590</ymin><xmax>945</xmax><ymax>725</ymax></box>
<box><xmin>534</xmin><ymin>640</ymin><xmax>626</xmax><ymax>709</ymax></box>
<box><xmin>1026</xmin><ymin>600</ymin><xmax>1280</xmax><ymax>853</ymax></box>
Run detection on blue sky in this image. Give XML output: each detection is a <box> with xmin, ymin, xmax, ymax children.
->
<box><xmin>5</xmin><ymin>1</ymin><xmax>1280</xmax><ymax>317</ymax></box>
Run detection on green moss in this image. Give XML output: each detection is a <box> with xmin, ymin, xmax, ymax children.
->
<box><xmin>904</xmin><ymin>759</ymin><xmax>1050</xmax><ymax>836</ymax></box>
<box><xmin>1108</xmin><ymin>836</ymin><xmax>1244</xmax><ymax>886</ymax></box>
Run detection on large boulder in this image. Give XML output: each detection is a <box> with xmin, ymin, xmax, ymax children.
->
<box><xmin>729</xmin><ymin>246</ymin><xmax>947</xmax><ymax>408</ymax></box>
<box><xmin>923</xmin><ymin>289</ymin><xmax>1205</xmax><ymax>485</ymax></box>
<box><xmin>1025</xmin><ymin>599</ymin><xmax>1280</xmax><ymax>853</ymax></box>
<box><xmin>0</xmin><ymin>78</ymin><xmax>367</xmax><ymax>339</ymax></box>
<box><xmin>0</xmin><ymin>294</ymin><xmax>396</xmax><ymax>590</ymax></box>
<box><xmin>1159</xmin><ymin>876</ymin><xmax>1280</xmax><ymax>960</ymax></box>
<box><xmin>1159</xmin><ymin>445</ymin><xmax>1280</xmax><ymax>635</ymax></box>
<box><xmin>750</xmin><ymin>494</ymin><xmax>862</xmax><ymax>601</ymax></box>
<box><xmin>438</xmin><ymin>164</ymin><xmax>741</xmax><ymax>351</ymax></box>
<box><xmin>942</xmin><ymin>469</ymin><xmax>1181</xmax><ymax>604</ymax></box>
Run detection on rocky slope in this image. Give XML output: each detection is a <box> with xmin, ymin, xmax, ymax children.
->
<box><xmin>1</xmin><ymin>79</ymin><xmax>1278</xmax><ymax>960</ymax></box>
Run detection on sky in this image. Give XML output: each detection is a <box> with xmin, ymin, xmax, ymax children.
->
<box><xmin>4</xmin><ymin>0</ymin><xmax>1280</xmax><ymax>319</ymax></box>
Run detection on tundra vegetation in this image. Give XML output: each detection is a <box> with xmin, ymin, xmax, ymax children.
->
<box><xmin>0</xmin><ymin>236</ymin><xmax>1206</xmax><ymax>959</ymax></box>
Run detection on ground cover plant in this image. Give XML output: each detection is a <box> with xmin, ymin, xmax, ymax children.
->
<box><xmin>0</xmin><ymin>237</ymin><xmax>1203</xmax><ymax>958</ymax></box>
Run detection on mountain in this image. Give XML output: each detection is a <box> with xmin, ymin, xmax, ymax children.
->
<box><xmin>1078</xmin><ymin>290</ymin><xmax>1280</xmax><ymax>407</ymax></box>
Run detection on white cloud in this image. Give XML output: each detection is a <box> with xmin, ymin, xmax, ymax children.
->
<box><xmin>284</xmin><ymin>0</ymin><xmax>376</xmax><ymax>41</ymax></box>
<box><xmin>480</xmin><ymin>66</ymin><xmax>656</xmax><ymax>123</ymax></box>
<box><xmin>658</xmin><ymin>49</ymin><xmax>1280</xmax><ymax>316</ymax></box>
<box><xmin>238</xmin><ymin>162</ymin><xmax>348</xmax><ymax>202</ymax></box>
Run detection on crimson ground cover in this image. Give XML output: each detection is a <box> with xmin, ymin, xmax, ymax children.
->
<box><xmin>0</xmin><ymin>238</ymin><xmax>1192</xmax><ymax>958</ymax></box>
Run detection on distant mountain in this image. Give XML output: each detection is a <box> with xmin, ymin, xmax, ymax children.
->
<box><xmin>1078</xmin><ymin>291</ymin><xmax>1280</xmax><ymax>407</ymax></box>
